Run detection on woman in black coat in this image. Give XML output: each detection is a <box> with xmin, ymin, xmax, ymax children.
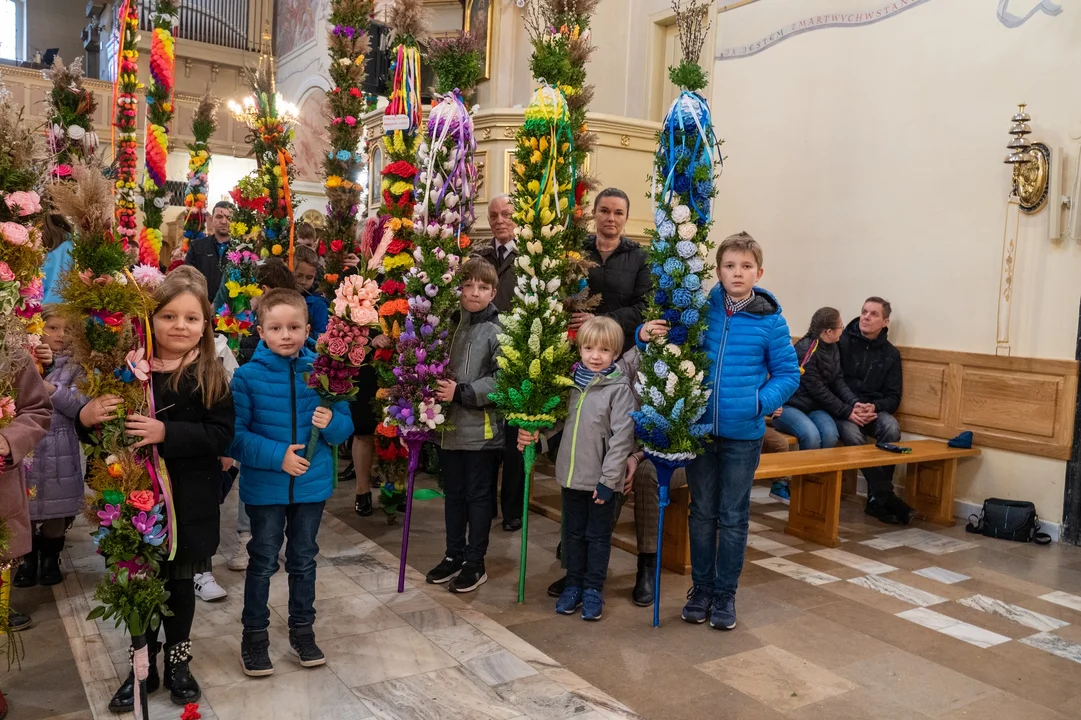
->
<box><xmin>568</xmin><ymin>188</ymin><xmax>651</xmax><ymax>354</ymax></box>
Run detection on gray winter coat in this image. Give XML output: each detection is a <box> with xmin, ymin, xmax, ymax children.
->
<box><xmin>438</xmin><ymin>303</ymin><xmax>504</xmax><ymax>452</ymax></box>
<box><xmin>554</xmin><ymin>368</ymin><xmax>638</xmax><ymax>494</ymax></box>
<box><xmin>27</xmin><ymin>355</ymin><xmax>89</xmax><ymax>521</ymax></box>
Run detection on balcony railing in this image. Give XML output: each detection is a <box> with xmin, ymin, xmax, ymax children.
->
<box><xmin>136</xmin><ymin>0</ymin><xmax>271</xmax><ymax>53</ymax></box>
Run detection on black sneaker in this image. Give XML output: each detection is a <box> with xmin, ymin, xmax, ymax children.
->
<box><xmin>425</xmin><ymin>556</ymin><xmax>463</xmax><ymax>584</ymax></box>
<box><xmin>502</xmin><ymin>518</ymin><xmax>522</xmax><ymax>532</ymax></box>
<box><xmin>449</xmin><ymin>562</ymin><xmax>487</xmax><ymax>593</ymax></box>
<box><xmin>884</xmin><ymin>494</ymin><xmax>916</xmax><ymax>525</ymax></box>
<box><xmin>681</xmin><ymin>585</ymin><xmax>712</xmax><ymax>624</ymax></box>
<box><xmin>709</xmin><ymin>592</ymin><xmax>737</xmax><ymax>630</ymax></box>
<box><xmin>289</xmin><ymin>625</ymin><xmax>326</xmax><ymax>667</ymax></box>
<box><xmin>547</xmin><ymin>575</ymin><xmax>567</xmax><ymax>598</ymax></box>
<box><xmin>865</xmin><ymin>496</ymin><xmax>901</xmax><ymax>524</ymax></box>
<box><xmin>7</xmin><ymin>608</ymin><xmax>32</xmax><ymax>632</ymax></box>
<box><xmin>240</xmin><ymin>629</ymin><xmax>274</xmax><ymax>677</ymax></box>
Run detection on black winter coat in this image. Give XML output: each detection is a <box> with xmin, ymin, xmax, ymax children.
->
<box><xmin>473</xmin><ymin>241</ymin><xmax>518</xmax><ymax>313</ymax></box>
<box><xmin>78</xmin><ymin>366</ymin><xmax>235</xmax><ymax>564</ymax></box>
<box><xmin>787</xmin><ymin>334</ymin><xmax>858</xmax><ymax>420</ymax></box>
<box><xmin>837</xmin><ymin>318</ymin><xmax>903</xmax><ymax>414</ymax></box>
<box><xmin>184</xmin><ymin>233</ymin><xmax>229</xmax><ymax>301</ymax></box>
<box><xmin>585</xmin><ymin>235</ymin><xmax>650</xmax><ymax>354</ymax></box>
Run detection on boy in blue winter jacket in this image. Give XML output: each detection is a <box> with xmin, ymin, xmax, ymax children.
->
<box><xmin>638</xmin><ymin>232</ymin><xmax>799</xmax><ymax>631</ymax></box>
<box><xmin>229</xmin><ymin>288</ymin><xmax>353</xmax><ymax>677</ymax></box>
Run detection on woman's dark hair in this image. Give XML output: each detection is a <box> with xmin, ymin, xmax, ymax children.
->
<box><xmin>593</xmin><ymin>187</ymin><xmax>630</xmax><ymax>213</ymax></box>
<box><xmin>808</xmin><ymin>307</ymin><xmax>842</xmax><ymax>336</ymax></box>
<box><xmin>43</xmin><ymin>213</ymin><xmax>73</xmax><ymax>251</ymax></box>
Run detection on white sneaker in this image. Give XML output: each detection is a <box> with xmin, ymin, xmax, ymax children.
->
<box><xmin>194</xmin><ymin>572</ymin><xmax>227</xmax><ymax>601</ymax></box>
<box><xmin>229</xmin><ymin>533</ymin><xmax>251</xmax><ymax>571</ymax></box>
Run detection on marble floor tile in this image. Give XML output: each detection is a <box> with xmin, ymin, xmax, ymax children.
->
<box><xmin>788</xmin><ymin>686</ymin><xmax>934</xmax><ymax>720</ymax></box>
<box><xmin>909</xmin><ymin>535</ymin><xmax>979</xmax><ymax>555</ymax></box>
<box><xmin>749</xmin><ymin>613</ymin><xmax>893</xmax><ymax>669</ymax></box>
<box><xmin>401</xmin><ymin>605</ymin><xmax>468</xmax><ymax>633</ymax></box>
<box><xmin>463</xmin><ymin>649</ymin><xmax>540</xmax><ymax>686</ymax></box>
<box><xmin>311</xmin><ymin>592</ymin><xmax>409</xmax><ymax>640</ymax></box>
<box><xmin>836</xmin><ymin>648</ymin><xmax>999</xmax><ymax>717</ymax></box>
<box><xmin>752</xmin><ymin>557</ymin><xmax>840</xmax><ymax>586</ymax></box>
<box><xmin>352</xmin><ymin>667</ymin><xmax>523</xmax><ymax>720</ymax></box>
<box><xmin>846</xmin><ymin>575</ymin><xmax>947</xmax><ymax>606</ymax></box>
<box><xmin>958</xmin><ymin>594</ymin><xmax>1069</xmax><ymax>633</ymax></box>
<box><xmin>371</xmin><ymin>586</ymin><xmax>442</xmax><ymax>615</ymax></box>
<box><xmin>811</xmin><ymin>548</ymin><xmax>897</xmax><ymax>575</ymax></box>
<box><xmin>937</xmin><ymin>691</ymin><xmax>1072</xmax><ymax>720</ymax></box>
<box><xmin>763</xmin><ymin>510</ymin><xmax>790</xmax><ymax>521</ymax></box>
<box><xmin>190</xmin><ymin>626</ymin><xmax>302</xmax><ymax>688</ymax></box>
<box><xmin>696</xmin><ymin>644</ymin><xmax>856</xmax><ymax>713</ymax></box>
<box><xmin>750</xmin><ymin>486</ymin><xmax>772</xmax><ymax>501</ymax></box>
<box><xmin>1019</xmin><ymin>632</ymin><xmax>1081</xmax><ymax>665</ymax></box>
<box><xmin>913</xmin><ymin>566</ymin><xmax>970</xmax><ymax>584</ymax></box>
<box><xmin>267</xmin><ymin>564</ymin><xmax>363</xmax><ymax>608</ymax></box>
<box><xmin>897</xmin><ymin>607</ymin><xmax>1012</xmax><ymax>648</ymax></box>
<box><xmin>202</xmin><ymin>666</ymin><xmax>374</xmax><ymax>720</ymax></box>
<box><xmin>424</xmin><ymin>623</ymin><xmax>504</xmax><ymax>663</ymax></box>
<box><xmin>745</xmin><ymin>535</ymin><xmax>804</xmax><ymax>558</ymax></box>
<box><xmin>859</xmin><ymin>537</ymin><xmax>905</xmax><ymax>550</ymax></box>
<box><xmin>1038</xmin><ymin>590</ymin><xmax>1081</xmax><ymax>613</ymax></box>
<box><xmin>323</xmin><ymin>625</ymin><xmax>458</xmax><ymax>687</ymax></box>
<box><xmin>494</xmin><ymin>674</ymin><xmax>594</xmax><ymax>720</ymax></box>
<box><xmin>747</xmin><ymin>520</ymin><xmax>771</xmax><ymax>533</ymax></box>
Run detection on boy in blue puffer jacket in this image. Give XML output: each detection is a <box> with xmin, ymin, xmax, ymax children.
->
<box><xmin>638</xmin><ymin>232</ymin><xmax>799</xmax><ymax>632</ymax></box>
<box><xmin>229</xmin><ymin>288</ymin><xmax>353</xmax><ymax>677</ymax></box>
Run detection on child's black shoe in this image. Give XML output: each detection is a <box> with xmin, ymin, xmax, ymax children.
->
<box><xmin>241</xmin><ymin>629</ymin><xmax>274</xmax><ymax>677</ymax></box>
<box><xmin>289</xmin><ymin>625</ymin><xmax>326</xmax><ymax>667</ymax></box>
<box><xmin>426</xmin><ymin>556</ymin><xmax>463</xmax><ymax>584</ymax></box>
<box><xmin>449</xmin><ymin>562</ymin><xmax>487</xmax><ymax>593</ymax></box>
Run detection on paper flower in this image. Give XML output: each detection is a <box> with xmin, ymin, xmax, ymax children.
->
<box><xmin>677</xmin><ymin>222</ymin><xmax>698</xmax><ymax>240</ymax></box>
<box><xmin>4</xmin><ymin>190</ymin><xmax>41</xmax><ymax>216</ymax></box>
<box><xmin>671</xmin><ymin>204</ymin><xmax>691</xmax><ymax>223</ymax></box>
<box><xmin>97</xmin><ymin>504</ymin><xmax>121</xmax><ymax>527</ymax></box>
<box><xmin>0</xmin><ymin>221</ymin><xmax>30</xmax><ymax>246</ymax></box>
<box><xmin>125</xmin><ymin>347</ymin><xmax>151</xmax><ymax>382</ymax></box>
<box><xmin>131</xmin><ymin>263</ymin><xmax>165</xmax><ymax>288</ymax></box>
<box><xmin>128</xmin><ymin>490</ymin><xmax>155</xmax><ymax>512</ymax></box>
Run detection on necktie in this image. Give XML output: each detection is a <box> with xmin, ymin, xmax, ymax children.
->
<box><xmin>498</xmin><ymin>245</ymin><xmax>507</xmax><ymax>264</ymax></box>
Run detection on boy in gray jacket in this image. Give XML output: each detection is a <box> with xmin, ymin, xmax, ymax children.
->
<box><xmin>426</xmin><ymin>257</ymin><xmax>504</xmax><ymax>593</ymax></box>
<box><xmin>519</xmin><ymin>316</ymin><xmax>637</xmax><ymax>620</ymax></box>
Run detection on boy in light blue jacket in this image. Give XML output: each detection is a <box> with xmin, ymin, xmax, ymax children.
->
<box><xmin>638</xmin><ymin>232</ymin><xmax>799</xmax><ymax>632</ymax></box>
<box><xmin>229</xmin><ymin>288</ymin><xmax>353</xmax><ymax>677</ymax></box>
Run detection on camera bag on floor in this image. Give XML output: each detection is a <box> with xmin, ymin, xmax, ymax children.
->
<box><xmin>965</xmin><ymin>498</ymin><xmax>1051</xmax><ymax>545</ymax></box>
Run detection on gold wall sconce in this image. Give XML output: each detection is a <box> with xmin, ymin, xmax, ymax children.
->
<box><xmin>1003</xmin><ymin>103</ymin><xmax>1050</xmax><ymax>213</ymax></box>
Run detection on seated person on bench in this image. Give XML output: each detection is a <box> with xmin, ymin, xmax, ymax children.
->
<box><xmin>836</xmin><ymin>297</ymin><xmax>914</xmax><ymax>525</ymax></box>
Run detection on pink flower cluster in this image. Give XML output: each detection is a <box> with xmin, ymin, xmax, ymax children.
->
<box><xmin>332</xmin><ymin>275</ymin><xmax>380</xmax><ymax>326</ymax></box>
<box><xmin>4</xmin><ymin>190</ymin><xmax>42</xmax><ymax>216</ymax></box>
<box><xmin>0</xmin><ymin>221</ymin><xmax>31</xmax><ymax>246</ymax></box>
<box><xmin>318</xmin><ymin>315</ymin><xmax>371</xmax><ymax>367</ymax></box>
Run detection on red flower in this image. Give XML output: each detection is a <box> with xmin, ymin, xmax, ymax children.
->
<box><xmin>181</xmin><ymin>703</ymin><xmax>201</xmax><ymax>720</ymax></box>
<box><xmin>382</xmin><ymin>189</ymin><xmax>393</xmax><ymax>208</ymax></box>
<box><xmin>330</xmin><ymin>239</ymin><xmax>343</xmax><ymax>252</ymax></box>
<box><xmin>374</xmin><ymin>348</ymin><xmax>393</xmax><ymax>363</ymax></box>
<box><xmin>383</xmin><ymin>160</ymin><xmax>418</xmax><ymax>179</ymax></box>
<box><xmin>396</xmin><ymin>190</ymin><xmax>412</xmax><ymax>209</ymax></box>
<box><xmin>386</xmin><ymin>238</ymin><xmax>409</xmax><ymax>256</ymax></box>
<box><xmin>574</xmin><ymin>180</ymin><xmax>588</xmax><ymax>206</ymax></box>
<box><xmin>349</xmin><ymin>87</ymin><xmax>362</xmax><ymax>98</ymax></box>
<box><xmin>379</xmin><ymin>279</ymin><xmax>405</xmax><ymax>295</ymax></box>
<box><xmin>317</xmin><ymin>241</ymin><xmax>327</xmax><ymax>256</ymax></box>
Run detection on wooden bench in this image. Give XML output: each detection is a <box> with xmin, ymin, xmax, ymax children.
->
<box><xmin>660</xmin><ymin>439</ymin><xmax>980</xmax><ymax>573</ymax></box>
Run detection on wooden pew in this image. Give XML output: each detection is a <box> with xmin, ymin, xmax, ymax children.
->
<box><xmin>660</xmin><ymin>440</ymin><xmax>980</xmax><ymax>573</ymax></box>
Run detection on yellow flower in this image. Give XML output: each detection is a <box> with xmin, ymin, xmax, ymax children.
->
<box><xmin>326</xmin><ymin>176</ymin><xmax>343</xmax><ymax>188</ymax></box>
<box><xmin>389</xmin><ymin>180</ymin><xmax>413</xmax><ymax>196</ymax></box>
<box><xmin>271</xmin><ymin>244</ymin><xmax>283</xmax><ymax>256</ymax></box>
<box><xmin>529</xmin><ymin>359</ymin><xmax>541</xmax><ymax>379</ymax></box>
<box><xmin>24</xmin><ymin>315</ymin><xmax>44</xmax><ymax>337</ymax></box>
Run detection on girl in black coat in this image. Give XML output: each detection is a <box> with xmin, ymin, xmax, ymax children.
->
<box><xmin>78</xmin><ymin>273</ymin><xmax>233</xmax><ymax>710</ymax></box>
<box><xmin>771</xmin><ymin>307</ymin><xmax>855</xmax><ymax>499</ymax></box>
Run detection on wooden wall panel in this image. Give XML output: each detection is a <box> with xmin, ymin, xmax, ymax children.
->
<box><xmin>896</xmin><ymin>347</ymin><xmax>1077</xmax><ymax>460</ymax></box>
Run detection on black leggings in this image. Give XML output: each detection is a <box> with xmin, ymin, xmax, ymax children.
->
<box><xmin>146</xmin><ymin>577</ymin><xmax>195</xmax><ymax>649</ymax></box>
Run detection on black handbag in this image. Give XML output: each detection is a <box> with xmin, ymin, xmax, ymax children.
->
<box><xmin>965</xmin><ymin>498</ymin><xmax>1051</xmax><ymax>545</ymax></box>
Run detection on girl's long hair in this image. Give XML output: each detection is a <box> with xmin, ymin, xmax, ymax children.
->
<box><xmin>151</xmin><ymin>273</ymin><xmax>229</xmax><ymax>407</ymax></box>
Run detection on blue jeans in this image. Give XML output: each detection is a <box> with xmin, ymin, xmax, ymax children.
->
<box><xmin>242</xmin><ymin>501</ymin><xmax>324</xmax><ymax>631</ymax></box>
<box><xmin>685</xmin><ymin>437</ymin><xmax>763</xmax><ymax>595</ymax></box>
<box><xmin>772</xmin><ymin>407</ymin><xmax>839</xmax><ymax>450</ymax></box>
<box><xmin>836</xmin><ymin>411</ymin><xmax>901</xmax><ymax>497</ymax></box>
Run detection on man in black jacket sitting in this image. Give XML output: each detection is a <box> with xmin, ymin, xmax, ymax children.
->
<box><xmin>185</xmin><ymin>201</ymin><xmax>234</xmax><ymax>300</ymax></box>
<box><xmin>837</xmin><ymin>297</ymin><xmax>915</xmax><ymax>524</ymax></box>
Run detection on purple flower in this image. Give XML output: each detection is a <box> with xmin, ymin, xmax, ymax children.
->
<box><xmin>416</xmin><ymin>348</ymin><xmax>427</xmax><ymax>362</ymax></box>
<box><xmin>97</xmin><ymin>503</ymin><xmax>121</xmax><ymax>527</ymax></box>
<box><xmin>131</xmin><ymin>511</ymin><xmax>160</xmax><ymax>535</ymax></box>
<box><xmin>425</xmin><ymin>283</ymin><xmax>439</xmax><ymax>298</ymax></box>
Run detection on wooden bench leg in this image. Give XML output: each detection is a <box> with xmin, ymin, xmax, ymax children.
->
<box><xmin>784</xmin><ymin>471</ymin><xmax>842</xmax><ymax>548</ymax></box>
<box><xmin>905</xmin><ymin>459</ymin><xmax>957</xmax><ymax>526</ymax></box>
<box><xmin>661</xmin><ymin>485</ymin><xmax>691</xmax><ymax>575</ymax></box>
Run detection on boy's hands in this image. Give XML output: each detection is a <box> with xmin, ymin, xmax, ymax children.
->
<box><xmin>282</xmin><ymin>444</ymin><xmax>310</xmax><ymax>476</ymax></box>
<box><xmin>517</xmin><ymin>429</ymin><xmax>540</xmax><ymax>452</ymax></box>
<box><xmin>312</xmin><ymin>406</ymin><xmax>332</xmax><ymax>429</ymax></box>
<box><xmin>435</xmin><ymin>380</ymin><xmax>456</xmax><ymax>402</ymax></box>
<box><xmin>592</xmin><ymin>489</ymin><xmax>606</xmax><ymax>505</ymax></box>
<box><xmin>638</xmin><ymin>320</ymin><xmax>669</xmax><ymax>342</ymax></box>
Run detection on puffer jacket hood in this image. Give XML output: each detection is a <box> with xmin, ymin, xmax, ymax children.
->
<box><xmin>230</xmin><ymin>342</ymin><xmax>354</xmax><ymax>505</ymax></box>
<box><xmin>439</xmin><ymin>303</ymin><xmax>504</xmax><ymax>452</ymax></box>
<box><xmin>554</xmin><ymin>367</ymin><xmax>637</xmax><ymax>493</ymax></box>
<box><xmin>696</xmin><ymin>285</ymin><xmax>800</xmax><ymax>440</ymax></box>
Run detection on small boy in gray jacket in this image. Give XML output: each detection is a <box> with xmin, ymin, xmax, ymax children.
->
<box><xmin>519</xmin><ymin>316</ymin><xmax>637</xmax><ymax>620</ymax></box>
<box><xmin>426</xmin><ymin>257</ymin><xmax>505</xmax><ymax>594</ymax></box>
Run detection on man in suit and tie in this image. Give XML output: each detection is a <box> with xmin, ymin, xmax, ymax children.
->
<box><xmin>473</xmin><ymin>194</ymin><xmax>524</xmax><ymax>530</ymax></box>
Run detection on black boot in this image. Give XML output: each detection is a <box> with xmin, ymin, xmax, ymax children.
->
<box><xmin>163</xmin><ymin>641</ymin><xmax>201</xmax><ymax>705</ymax></box>
<box><xmin>13</xmin><ymin>536</ymin><xmax>38</xmax><ymax>587</ymax></box>
<box><xmin>632</xmin><ymin>553</ymin><xmax>657</xmax><ymax>607</ymax></box>
<box><xmin>38</xmin><ymin>536</ymin><xmax>64</xmax><ymax>586</ymax></box>
<box><xmin>355</xmin><ymin>492</ymin><xmax>373</xmax><ymax>517</ymax></box>
<box><xmin>547</xmin><ymin>575</ymin><xmax>567</xmax><ymax>598</ymax></box>
<box><xmin>108</xmin><ymin>643</ymin><xmax>160</xmax><ymax>713</ymax></box>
